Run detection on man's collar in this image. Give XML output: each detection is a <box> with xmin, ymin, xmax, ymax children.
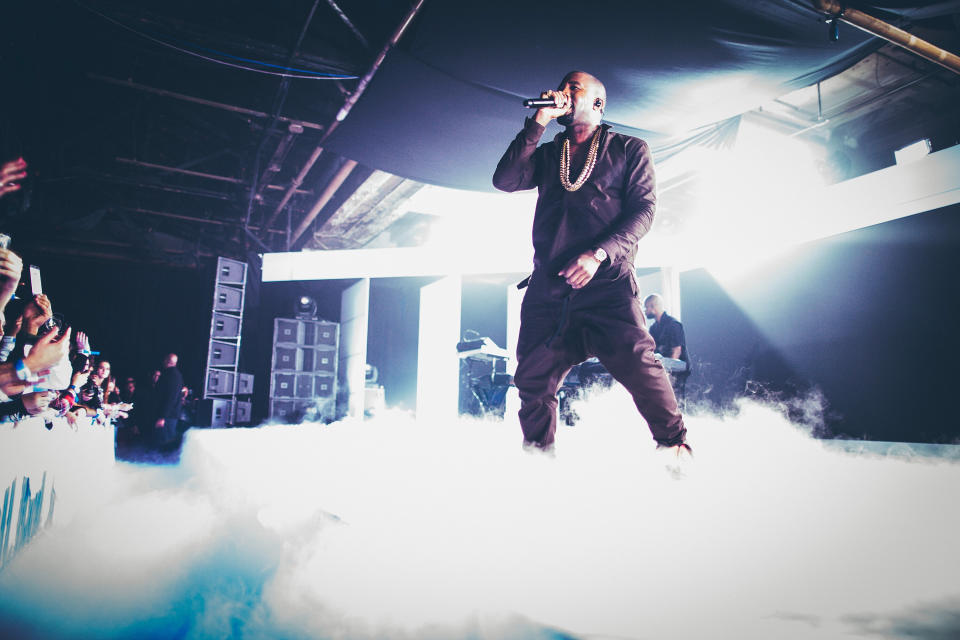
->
<box><xmin>552</xmin><ymin>122</ymin><xmax>612</xmax><ymax>145</ymax></box>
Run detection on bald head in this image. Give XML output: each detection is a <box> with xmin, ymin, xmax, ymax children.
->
<box><xmin>557</xmin><ymin>70</ymin><xmax>606</xmax><ymax>127</ymax></box>
<box><xmin>164</xmin><ymin>353</ymin><xmax>178</xmax><ymax>368</ymax></box>
<box><xmin>644</xmin><ymin>294</ymin><xmax>664</xmax><ymax>321</ymax></box>
<box><xmin>563</xmin><ymin>71</ymin><xmax>605</xmax><ymax>104</ymax></box>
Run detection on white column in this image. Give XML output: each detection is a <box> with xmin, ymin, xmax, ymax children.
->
<box><xmin>661</xmin><ymin>266</ymin><xmax>682</xmax><ymax>321</ymax></box>
<box><xmin>416</xmin><ymin>276</ymin><xmax>461</xmax><ymax>422</ymax></box>
<box><xmin>503</xmin><ymin>282</ymin><xmax>525</xmax><ymax>422</ymax></box>
<box><xmin>339</xmin><ymin>278</ymin><xmax>370</xmax><ymax>419</ymax></box>
<box><xmin>505</xmin><ymin>283</ymin><xmax>524</xmax><ymax>375</ymax></box>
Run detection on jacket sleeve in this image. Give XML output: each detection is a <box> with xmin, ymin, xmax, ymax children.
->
<box><xmin>595</xmin><ymin>139</ymin><xmax>657</xmax><ymax>264</ymax></box>
<box><xmin>492</xmin><ymin>118</ymin><xmax>546</xmax><ymax>192</ymax></box>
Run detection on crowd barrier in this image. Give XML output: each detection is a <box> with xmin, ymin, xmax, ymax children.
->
<box><xmin>0</xmin><ymin>416</ymin><xmax>115</xmax><ymax>570</ymax></box>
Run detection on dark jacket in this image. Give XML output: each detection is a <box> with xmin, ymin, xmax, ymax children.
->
<box><xmin>154</xmin><ymin>365</ymin><xmax>184</xmax><ymax>421</ymax></box>
<box><xmin>493</xmin><ymin>118</ymin><xmax>657</xmax><ymax>285</ymax></box>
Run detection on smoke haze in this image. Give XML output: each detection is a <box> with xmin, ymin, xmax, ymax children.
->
<box><xmin>1</xmin><ymin>386</ymin><xmax>958</xmax><ymax>639</ymax></box>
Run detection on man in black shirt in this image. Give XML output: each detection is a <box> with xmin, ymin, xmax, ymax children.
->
<box><xmin>644</xmin><ymin>294</ymin><xmax>688</xmax><ymax>366</ymax></box>
<box><xmin>153</xmin><ymin>353</ymin><xmax>184</xmax><ymax>447</ymax></box>
<box><xmin>493</xmin><ymin>71</ymin><xmax>688</xmax><ymax>457</ymax></box>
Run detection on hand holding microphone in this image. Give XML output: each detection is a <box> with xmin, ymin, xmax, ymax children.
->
<box><xmin>526</xmin><ymin>90</ymin><xmax>571</xmax><ymax>126</ymax></box>
<box><xmin>522</xmin><ymin>91</ymin><xmax>569</xmax><ymax>108</ymax></box>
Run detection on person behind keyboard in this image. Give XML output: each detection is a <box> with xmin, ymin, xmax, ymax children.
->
<box><xmin>644</xmin><ymin>293</ymin><xmax>688</xmax><ymax>367</ymax></box>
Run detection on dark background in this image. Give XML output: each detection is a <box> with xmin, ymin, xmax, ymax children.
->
<box><xmin>680</xmin><ymin>202</ymin><xmax>960</xmax><ymax>443</ymax></box>
<box><xmin>15</xmin><ymin>252</ymin><xmax>213</xmax><ymax>393</ymax></box>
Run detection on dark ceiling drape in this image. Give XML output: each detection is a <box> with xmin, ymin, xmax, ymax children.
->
<box><xmin>325</xmin><ymin>0</ymin><xmax>960</xmax><ymax>191</ymax></box>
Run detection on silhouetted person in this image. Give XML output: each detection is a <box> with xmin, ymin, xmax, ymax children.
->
<box><xmin>153</xmin><ymin>353</ymin><xmax>183</xmax><ymax>448</ymax></box>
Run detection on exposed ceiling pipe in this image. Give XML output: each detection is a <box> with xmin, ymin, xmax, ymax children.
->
<box><xmin>88</xmin><ymin>74</ymin><xmax>325</xmax><ymax>130</ymax></box>
<box><xmin>813</xmin><ymin>1</ymin><xmax>960</xmax><ymax>74</ymax></box>
<box><xmin>116</xmin><ymin>206</ymin><xmax>285</xmax><ymax>233</ymax></box>
<box><xmin>772</xmin><ymin>97</ymin><xmax>819</xmax><ymax>122</ymax></box>
<box><xmin>325</xmin><ymin>0</ymin><xmax>370</xmax><ymax>49</ymax></box>
<box><xmin>28</xmin><ymin>245</ymin><xmax>214</xmax><ymax>262</ymax></box>
<box><xmin>262</xmin><ymin>0</ymin><xmax>427</xmax><ymax>243</ymax></box>
<box><xmin>787</xmin><ymin>118</ymin><xmax>831</xmax><ymax>138</ymax></box>
<box><xmin>261</xmin><ymin>145</ymin><xmax>324</xmax><ymax>232</ymax></box>
<box><xmin>289</xmin><ymin>159</ymin><xmax>358</xmax><ymax>247</ymax></box>
<box><xmin>115</xmin><ymin>157</ymin><xmax>313</xmax><ymax>194</ymax></box>
<box><xmin>254</xmin><ymin>123</ymin><xmax>304</xmax><ymax>199</ymax></box>
<box><xmin>89</xmin><ymin>173</ymin><xmax>234</xmax><ymax>200</ymax></box>
<box><xmin>821</xmin><ymin>71</ymin><xmax>936</xmax><ymax>121</ymax></box>
<box><xmin>243</xmin><ymin>0</ymin><xmax>323</xmax><ymax>231</ymax></box>
<box><xmin>333</xmin><ymin>0</ymin><xmax>427</xmax><ymax>125</ymax></box>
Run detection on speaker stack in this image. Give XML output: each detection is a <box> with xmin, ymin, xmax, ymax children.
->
<box><xmin>269</xmin><ymin>317</ymin><xmax>339</xmax><ymax>423</ymax></box>
<box><xmin>200</xmin><ymin>257</ymin><xmax>254</xmax><ymax>426</ymax></box>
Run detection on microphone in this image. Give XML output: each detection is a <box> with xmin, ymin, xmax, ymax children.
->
<box><xmin>522</xmin><ymin>95</ymin><xmax>569</xmax><ymax>109</ymax></box>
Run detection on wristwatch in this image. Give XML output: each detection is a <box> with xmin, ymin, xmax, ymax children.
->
<box><xmin>591</xmin><ymin>247</ymin><xmax>608</xmax><ymax>263</ymax></box>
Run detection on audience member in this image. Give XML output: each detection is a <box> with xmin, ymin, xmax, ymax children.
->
<box><xmin>78</xmin><ymin>359</ymin><xmax>109</xmax><ymax>415</ymax></box>
<box><xmin>0</xmin><ymin>244</ymin><xmax>23</xmax><ymax>333</ymax></box>
<box><xmin>103</xmin><ymin>375</ymin><xmax>119</xmax><ymax>404</ymax></box>
<box><xmin>153</xmin><ymin>353</ymin><xmax>184</xmax><ymax>447</ymax></box>
<box><xmin>120</xmin><ymin>377</ymin><xmax>136</xmax><ymax>404</ymax></box>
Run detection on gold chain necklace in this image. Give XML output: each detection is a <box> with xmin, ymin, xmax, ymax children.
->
<box><xmin>559</xmin><ymin>126</ymin><xmax>602</xmax><ymax>192</ymax></box>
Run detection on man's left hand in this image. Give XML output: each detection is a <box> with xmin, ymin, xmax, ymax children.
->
<box><xmin>559</xmin><ymin>251</ymin><xmax>601</xmax><ymax>289</ymax></box>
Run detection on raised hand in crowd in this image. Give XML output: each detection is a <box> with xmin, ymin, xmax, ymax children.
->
<box><xmin>104</xmin><ymin>404</ymin><xmax>130</xmax><ymax>421</ymax></box>
<box><xmin>74</xmin><ymin>330</ymin><xmax>91</xmax><ymax>354</ymax></box>
<box><xmin>23</xmin><ymin>326</ymin><xmax>72</xmax><ymax>375</ymax></box>
<box><xmin>21</xmin><ymin>294</ymin><xmax>52</xmax><ymax>335</ymax></box>
<box><xmin>0</xmin><ymin>158</ymin><xmax>27</xmax><ymax>198</ymax></box>
<box><xmin>0</xmin><ymin>247</ymin><xmax>23</xmax><ymax>314</ymax></box>
<box><xmin>22</xmin><ymin>390</ymin><xmax>55</xmax><ymax>417</ymax></box>
<box><xmin>63</xmin><ymin>406</ymin><xmax>86</xmax><ymax>430</ymax></box>
<box><xmin>71</xmin><ymin>368</ymin><xmax>90</xmax><ymax>390</ymax></box>
<box><xmin>0</xmin><ymin>364</ymin><xmax>28</xmax><ymax>397</ymax></box>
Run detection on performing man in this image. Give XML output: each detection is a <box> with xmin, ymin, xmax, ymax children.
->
<box><xmin>493</xmin><ymin>71</ymin><xmax>690</xmax><ymax>458</ymax></box>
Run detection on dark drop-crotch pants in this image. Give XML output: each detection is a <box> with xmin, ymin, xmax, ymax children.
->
<box><xmin>514</xmin><ymin>268</ymin><xmax>686</xmax><ymax>448</ymax></box>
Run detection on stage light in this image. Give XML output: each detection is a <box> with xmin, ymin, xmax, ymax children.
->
<box><xmin>295</xmin><ymin>295</ymin><xmax>317</xmax><ymax>319</ymax></box>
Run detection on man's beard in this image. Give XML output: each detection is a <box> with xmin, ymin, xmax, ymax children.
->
<box><xmin>557</xmin><ymin>111</ymin><xmax>574</xmax><ymax>127</ymax></box>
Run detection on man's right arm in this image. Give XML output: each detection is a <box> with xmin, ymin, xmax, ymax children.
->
<box><xmin>492</xmin><ymin>118</ymin><xmax>546</xmax><ymax>192</ymax></box>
